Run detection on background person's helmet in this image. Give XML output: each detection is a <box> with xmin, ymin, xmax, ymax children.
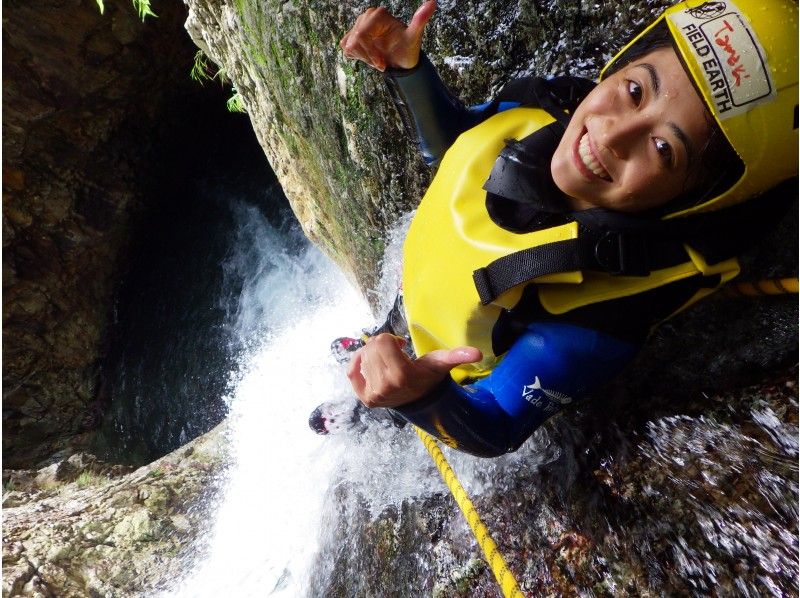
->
<box><xmin>601</xmin><ymin>0</ymin><xmax>798</xmax><ymax>218</ymax></box>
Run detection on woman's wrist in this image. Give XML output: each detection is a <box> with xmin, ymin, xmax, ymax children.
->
<box><xmin>383</xmin><ymin>52</ymin><xmax>426</xmax><ymax>78</ymax></box>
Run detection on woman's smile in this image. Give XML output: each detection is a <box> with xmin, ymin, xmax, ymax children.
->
<box><xmin>574</xmin><ymin>128</ymin><xmax>611</xmax><ymax>181</ymax></box>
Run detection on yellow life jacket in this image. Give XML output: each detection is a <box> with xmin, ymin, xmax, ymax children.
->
<box><xmin>402</xmin><ymin>106</ymin><xmax>742</xmax><ymax>384</ymax></box>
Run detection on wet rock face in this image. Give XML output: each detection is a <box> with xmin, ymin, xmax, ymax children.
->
<box><xmin>2</xmin><ymin>0</ymin><xmax>196</xmax><ymax>468</ymax></box>
<box><xmin>182</xmin><ymin>0</ymin><xmax>675</xmax><ymax>298</ymax></box>
<box><xmin>2</xmin><ymin>422</ymin><xmax>228</xmax><ymax>597</ymax></box>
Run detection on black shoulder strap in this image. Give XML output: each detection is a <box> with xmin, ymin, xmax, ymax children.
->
<box><xmin>472</xmin><ymin>212</ymin><xmax>687</xmax><ymax>305</ymax></box>
<box><xmin>480</xmin><ymin>76</ymin><xmax>595</xmax><ymax>215</ymax></box>
<box><xmin>472</xmin><ymin>179</ymin><xmax>795</xmax><ymax>306</ymax></box>
<box><xmin>660</xmin><ymin>178</ymin><xmax>796</xmax><ymax>263</ymax></box>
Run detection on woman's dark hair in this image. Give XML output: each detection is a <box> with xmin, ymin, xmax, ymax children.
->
<box><xmin>604</xmin><ymin>22</ymin><xmax>745</xmax><ymax>213</ymax></box>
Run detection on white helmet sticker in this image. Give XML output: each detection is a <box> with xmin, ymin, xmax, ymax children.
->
<box><xmin>669</xmin><ymin>1</ymin><xmax>775</xmax><ymax>120</ymax></box>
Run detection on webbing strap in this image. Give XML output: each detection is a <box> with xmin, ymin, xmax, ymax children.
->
<box><xmin>472</xmin><ymin>230</ymin><xmax>690</xmax><ymax>305</ymax></box>
<box><xmin>473</xmin><ymin>239</ymin><xmax>581</xmax><ymax>305</ymax></box>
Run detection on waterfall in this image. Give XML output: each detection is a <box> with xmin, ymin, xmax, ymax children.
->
<box><xmin>168</xmin><ymin>199</ymin><xmax>370</xmax><ymax>595</ymax></box>
<box><xmin>169</xmin><ymin>202</ymin><xmax>560</xmax><ymax>596</ymax></box>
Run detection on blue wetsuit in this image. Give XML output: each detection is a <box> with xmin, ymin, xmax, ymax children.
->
<box><xmin>383</xmin><ymin>55</ymin><xmax>639</xmax><ymax>457</ymax></box>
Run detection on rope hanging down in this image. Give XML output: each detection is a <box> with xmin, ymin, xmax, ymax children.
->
<box><xmin>415</xmin><ymin>427</ymin><xmax>525</xmax><ymax>598</ymax></box>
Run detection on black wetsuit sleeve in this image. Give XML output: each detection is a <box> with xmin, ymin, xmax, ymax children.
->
<box><xmin>384</xmin><ymin>53</ymin><xmax>487</xmax><ymax>167</ymax></box>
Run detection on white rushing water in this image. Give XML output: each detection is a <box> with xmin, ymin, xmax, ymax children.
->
<box><xmin>170</xmin><ymin>203</ymin><xmax>559</xmax><ymax>596</ymax></box>
<box><xmin>169</xmin><ymin>201</ymin><xmax>370</xmax><ymax>596</ymax></box>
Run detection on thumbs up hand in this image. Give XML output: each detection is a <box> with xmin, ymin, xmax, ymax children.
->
<box><xmin>347</xmin><ymin>333</ymin><xmax>482</xmax><ymax>408</ymax></box>
<box><xmin>339</xmin><ymin>1</ymin><xmax>437</xmax><ymax>72</ymax></box>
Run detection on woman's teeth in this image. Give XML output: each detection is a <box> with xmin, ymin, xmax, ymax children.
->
<box><xmin>578</xmin><ymin>133</ymin><xmax>610</xmax><ymax>180</ymax></box>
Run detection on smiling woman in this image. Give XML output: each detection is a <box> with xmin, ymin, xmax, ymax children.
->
<box><xmin>552</xmin><ymin>46</ymin><xmax>714</xmax><ymax>212</ymax></box>
<box><xmin>318</xmin><ymin>0</ymin><xmax>798</xmax><ymax>457</ymax></box>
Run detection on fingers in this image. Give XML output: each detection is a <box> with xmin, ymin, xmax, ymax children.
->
<box><xmin>339</xmin><ymin>2</ymin><xmax>434</xmax><ymax>71</ymax></box>
<box><xmin>340</xmin><ymin>36</ymin><xmax>387</xmax><ymax>72</ymax></box>
<box><xmin>347</xmin><ymin>334</ymin><xmax>411</xmax><ymax>408</ymax></box>
<box><xmin>368</xmin><ymin>334</ymin><xmax>411</xmax><ymax>382</ymax></box>
<box><xmin>340</xmin><ymin>6</ymin><xmax>393</xmax><ymax>70</ymax></box>
<box><xmin>342</xmin><ymin>35</ymin><xmax>387</xmax><ymax>71</ymax></box>
<box><xmin>346</xmin><ymin>350</ymin><xmax>367</xmax><ymax>400</ymax></box>
<box><xmin>345</xmin><ymin>335</ymin><xmax>481</xmax><ymax>409</ymax></box>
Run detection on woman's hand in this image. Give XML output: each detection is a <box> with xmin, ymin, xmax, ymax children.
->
<box><xmin>339</xmin><ymin>0</ymin><xmax>436</xmax><ymax>72</ymax></box>
<box><xmin>347</xmin><ymin>333</ymin><xmax>482</xmax><ymax>408</ymax></box>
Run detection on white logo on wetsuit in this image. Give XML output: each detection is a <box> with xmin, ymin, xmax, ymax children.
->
<box><xmin>522</xmin><ymin>376</ymin><xmax>573</xmax><ymax>407</ymax></box>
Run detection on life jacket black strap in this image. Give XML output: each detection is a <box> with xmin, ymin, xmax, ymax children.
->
<box><xmin>493</xmin><ymin>75</ymin><xmax>595</xmax><ymax>125</ymax></box>
<box><xmin>472</xmin><ymin>227</ymin><xmax>689</xmax><ymax>305</ymax></box>
<box><xmin>472</xmin><ymin>178</ymin><xmax>797</xmax><ymax>306</ymax></box>
<box><xmin>473</xmin><ymin>239</ymin><xmax>582</xmax><ymax>305</ymax></box>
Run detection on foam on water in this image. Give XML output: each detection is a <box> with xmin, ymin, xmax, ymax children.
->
<box><xmin>170</xmin><ymin>203</ymin><xmax>372</xmax><ymax>595</ymax></box>
<box><xmin>171</xmin><ymin>206</ymin><xmax>561</xmax><ymax>596</ymax></box>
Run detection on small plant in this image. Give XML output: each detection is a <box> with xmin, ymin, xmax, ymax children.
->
<box><xmin>132</xmin><ymin>0</ymin><xmax>156</xmax><ymax>21</ymax></box>
<box><xmin>95</xmin><ymin>0</ymin><xmax>157</xmax><ymax>22</ymax></box>
<box><xmin>95</xmin><ymin>1</ymin><xmax>240</xmax><ymax>113</ymax></box>
<box><xmin>215</xmin><ymin>66</ymin><xmax>230</xmax><ymax>85</ymax></box>
<box><xmin>75</xmin><ymin>471</ymin><xmax>98</xmax><ymax>488</ymax></box>
<box><xmin>38</xmin><ymin>478</ymin><xmax>63</xmax><ymax>493</ymax></box>
<box><xmin>3</xmin><ymin>479</ymin><xmax>16</xmax><ymax>493</ymax></box>
<box><xmin>148</xmin><ymin>468</ymin><xmax>165</xmax><ymax>479</ymax></box>
<box><xmin>190</xmin><ymin>51</ymin><xmax>214</xmax><ymax>85</ymax></box>
<box><xmin>227</xmin><ymin>89</ymin><xmax>246</xmax><ymax>113</ymax></box>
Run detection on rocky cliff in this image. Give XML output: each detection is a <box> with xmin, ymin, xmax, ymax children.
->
<box><xmin>2</xmin><ymin>422</ymin><xmax>228</xmax><ymax>597</ymax></box>
<box><xmin>3</xmin><ymin>3</ymin><xmax>234</xmax><ymax>593</ymax></box>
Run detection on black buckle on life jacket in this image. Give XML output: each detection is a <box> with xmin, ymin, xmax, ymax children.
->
<box><xmin>594</xmin><ymin>231</ymin><xmax>650</xmax><ymax>276</ymax></box>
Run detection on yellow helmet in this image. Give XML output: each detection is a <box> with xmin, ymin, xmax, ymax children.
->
<box><xmin>602</xmin><ymin>0</ymin><xmax>798</xmax><ymax>217</ymax></box>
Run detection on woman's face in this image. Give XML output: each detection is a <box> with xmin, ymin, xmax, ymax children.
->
<box><xmin>551</xmin><ymin>47</ymin><xmax>710</xmax><ymax>212</ymax></box>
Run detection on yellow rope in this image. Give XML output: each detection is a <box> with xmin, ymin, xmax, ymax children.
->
<box><xmin>415</xmin><ymin>427</ymin><xmax>525</xmax><ymax>598</ymax></box>
<box><xmin>722</xmin><ymin>277</ymin><xmax>798</xmax><ymax>297</ymax></box>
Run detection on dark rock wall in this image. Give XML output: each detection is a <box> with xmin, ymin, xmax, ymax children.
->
<box><xmin>2</xmin><ymin>0</ymin><xmax>196</xmax><ymax>468</ymax></box>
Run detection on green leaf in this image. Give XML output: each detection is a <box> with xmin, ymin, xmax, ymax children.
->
<box><xmin>190</xmin><ymin>50</ymin><xmax>214</xmax><ymax>84</ymax></box>
<box><xmin>132</xmin><ymin>0</ymin><xmax>157</xmax><ymax>21</ymax></box>
<box><xmin>226</xmin><ymin>90</ymin><xmax>246</xmax><ymax>113</ymax></box>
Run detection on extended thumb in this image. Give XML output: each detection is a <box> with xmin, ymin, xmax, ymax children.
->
<box><xmin>408</xmin><ymin>0</ymin><xmax>436</xmax><ymax>37</ymax></box>
<box><xmin>418</xmin><ymin>346</ymin><xmax>482</xmax><ymax>374</ymax></box>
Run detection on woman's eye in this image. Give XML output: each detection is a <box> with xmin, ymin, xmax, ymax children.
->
<box><xmin>654</xmin><ymin>137</ymin><xmax>673</xmax><ymax>165</ymax></box>
<box><xmin>627</xmin><ymin>80</ymin><xmax>642</xmax><ymax>105</ymax></box>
